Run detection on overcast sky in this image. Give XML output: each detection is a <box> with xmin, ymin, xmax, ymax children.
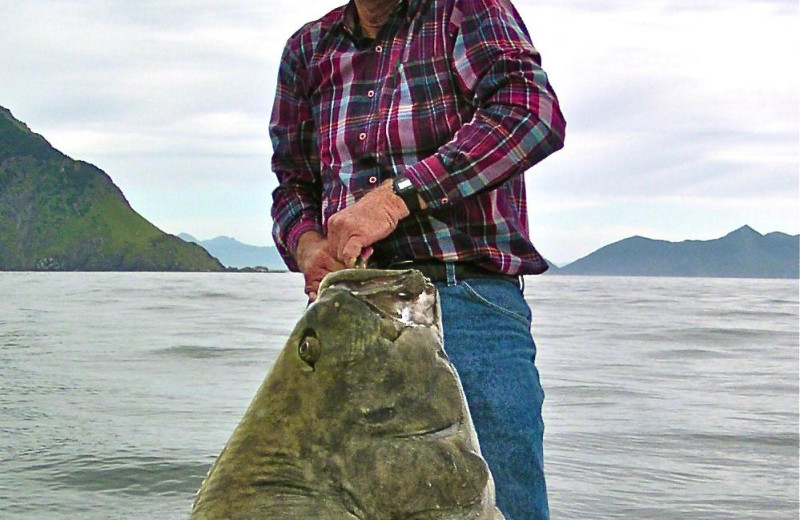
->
<box><xmin>0</xmin><ymin>0</ymin><xmax>797</xmax><ymax>263</ymax></box>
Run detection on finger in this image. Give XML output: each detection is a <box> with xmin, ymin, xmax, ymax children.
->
<box><xmin>326</xmin><ymin>214</ymin><xmax>343</xmax><ymax>255</ymax></box>
<box><xmin>322</xmin><ymin>250</ymin><xmax>347</xmax><ymax>272</ymax></box>
<box><xmin>305</xmin><ymin>277</ymin><xmax>321</xmax><ymax>296</ymax></box>
<box><xmin>341</xmin><ymin>237</ymin><xmax>365</xmax><ymax>268</ymax></box>
<box><xmin>307</xmin><ymin>292</ymin><xmax>317</xmax><ymax>303</ymax></box>
<box><xmin>321</xmin><ymin>240</ymin><xmax>342</xmax><ymax>269</ymax></box>
<box><xmin>359</xmin><ymin>246</ymin><xmax>374</xmax><ymax>267</ymax></box>
<box><xmin>335</xmin><ymin>231</ymin><xmax>350</xmax><ymax>263</ymax></box>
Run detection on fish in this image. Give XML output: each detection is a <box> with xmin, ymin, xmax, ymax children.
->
<box><xmin>189</xmin><ymin>268</ymin><xmax>505</xmax><ymax>520</ymax></box>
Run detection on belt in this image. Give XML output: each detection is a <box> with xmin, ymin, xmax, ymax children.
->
<box><xmin>369</xmin><ymin>259</ymin><xmax>519</xmax><ymax>285</ymax></box>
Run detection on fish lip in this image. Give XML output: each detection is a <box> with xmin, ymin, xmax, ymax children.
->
<box><xmin>359</xmin><ymin>407</ymin><xmax>461</xmax><ymax>440</ymax></box>
<box><xmin>390</xmin><ymin>421</ymin><xmax>462</xmax><ymax>440</ymax></box>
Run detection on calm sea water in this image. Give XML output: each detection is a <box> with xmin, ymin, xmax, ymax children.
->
<box><xmin>1</xmin><ymin>273</ymin><xmax>797</xmax><ymax>519</ymax></box>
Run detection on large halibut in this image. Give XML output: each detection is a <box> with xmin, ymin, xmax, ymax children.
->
<box><xmin>189</xmin><ymin>268</ymin><xmax>505</xmax><ymax>520</ymax></box>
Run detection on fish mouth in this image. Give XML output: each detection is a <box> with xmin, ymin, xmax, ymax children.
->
<box><xmin>360</xmin><ymin>405</ymin><xmax>461</xmax><ymax>440</ymax></box>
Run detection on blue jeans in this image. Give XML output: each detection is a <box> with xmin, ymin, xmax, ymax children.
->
<box><xmin>435</xmin><ymin>268</ymin><xmax>549</xmax><ymax>520</ymax></box>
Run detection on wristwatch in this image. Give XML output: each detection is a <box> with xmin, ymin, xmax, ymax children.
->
<box><xmin>392</xmin><ymin>173</ymin><xmax>421</xmax><ymax>213</ymax></box>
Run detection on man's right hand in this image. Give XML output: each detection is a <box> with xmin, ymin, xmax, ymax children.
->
<box><xmin>295</xmin><ymin>231</ymin><xmax>346</xmax><ymax>302</ymax></box>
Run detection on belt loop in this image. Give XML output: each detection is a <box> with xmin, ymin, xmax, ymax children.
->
<box><xmin>445</xmin><ymin>262</ymin><xmax>457</xmax><ymax>286</ymax></box>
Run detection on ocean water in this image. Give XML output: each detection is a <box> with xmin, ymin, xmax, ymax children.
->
<box><xmin>0</xmin><ymin>272</ymin><xmax>797</xmax><ymax>519</ymax></box>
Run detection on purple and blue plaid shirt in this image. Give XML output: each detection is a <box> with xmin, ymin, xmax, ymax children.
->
<box><xmin>270</xmin><ymin>0</ymin><xmax>566</xmax><ymax>274</ymax></box>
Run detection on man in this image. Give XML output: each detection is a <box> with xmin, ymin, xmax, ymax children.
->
<box><xmin>270</xmin><ymin>0</ymin><xmax>566</xmax><ymax>518</ymax></box>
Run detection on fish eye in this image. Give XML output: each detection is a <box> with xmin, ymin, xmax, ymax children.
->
<box><xmin>298</xmin><ymin>331</ymin><xmax>321</xmax><ymax>369</ymax></box>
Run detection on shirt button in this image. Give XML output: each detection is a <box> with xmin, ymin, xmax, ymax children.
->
<box><xmin>367</xmin><ymin>90</ymin><xmax>375</xmax><ymax>98</ymax></box>
<box><xmin>440</xmin><ymin>197</ymin><xmax>449</xmax><ymax>205</ymax></box>
<box><xmin>375</xmin><ymin>45</ymin><xmax>383</xmax><ymax>53</ymax></box>
<box><xmin>368</xmin><ymin>176</ymin><xmax>378</xmax><ymax>184</ymax></box>
<box><xmin>359</xmin><ymin>132</ymin><xmax>367</xmax><ymax>141</ymax></box>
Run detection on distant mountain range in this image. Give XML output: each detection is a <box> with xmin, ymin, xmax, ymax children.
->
<box><xmin>0</xmin><ymin>105</ymin><xmax>223</xmax><ymax>271</ymax></box>
<box><xmin>180</xmin><ymin>226</ymin><xmax>798</xmax><ymax>279</ymax></box>
<box><xmin>2</xmin><ymin>104</ymin><xmax>795</xmax><ymax>278</ymax></box>
<box><xmin>553</xmin><ymin>225</ymin><xmax>798</xmax><ymax>279</ymax></box>
<box><xmin>178</xmin><ymin>234</ymin><xmax>286</xmax><ymax>270</ymax></box>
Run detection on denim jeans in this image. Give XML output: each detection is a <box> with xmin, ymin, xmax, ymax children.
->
<box><xmin>435</xmin><ymin>268</ymin><xmax>549</xmax><ymax>520</ymax></box>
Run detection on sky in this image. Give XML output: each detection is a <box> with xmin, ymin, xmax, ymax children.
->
<box><xmin>0</xmin><ymin>0</ymin><xmax>797</xmax><ymax>264</ymax></box>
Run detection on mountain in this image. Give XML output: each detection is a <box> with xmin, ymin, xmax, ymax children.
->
<box><xmin>556</xmin><ymin>226</ymin><xmax>799</xmax><ymax>279</ymax></box>
<box><xmin>0</xmin><ymin>105</ymin><xmax>224</xmax><ymax>271</ymax></box>
<box><xmin>179</xmin><ymin>234</ymin><xmax>286</xmax><ymax>270</ymax></box>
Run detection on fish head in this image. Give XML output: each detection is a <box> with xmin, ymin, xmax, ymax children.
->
<box><xmin>275</xmin><ymin>269</ymin><xmax>461</xmax><ymax>437</ymax></box>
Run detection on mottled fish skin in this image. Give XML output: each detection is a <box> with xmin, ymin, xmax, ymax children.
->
<box><xmin>189</xmin><ymin>269</ymin><xmax>505</xmax><ymax>520</ymax></box>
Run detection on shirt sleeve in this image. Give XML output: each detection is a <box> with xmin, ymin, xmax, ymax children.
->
<box><xmin>404</xmin><ymin>0</ymin><xmax>566</xmax><ymax>210</ymax></box>
<box><xmin>269</xmin><ymin>38</ymin><xmax>324</xmax><ymax>272</ymax></box>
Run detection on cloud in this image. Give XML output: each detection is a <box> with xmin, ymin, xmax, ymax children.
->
<box><xmin>522</xmin><ymin>2</ymin><xmax>798</xmax><ymax>213</ymax></box>
<box><xmin>528</xmin><ymin>0</ymin><xmax>797</xmax><ymax>14</ymax></box>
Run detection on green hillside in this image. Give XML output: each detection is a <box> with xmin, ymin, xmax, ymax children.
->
<box><xmin>0</xmin><ymin>106</ymin><xmax>224</xmax><ymax>271</ymax></box>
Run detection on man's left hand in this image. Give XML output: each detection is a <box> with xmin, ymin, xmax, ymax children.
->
<box><xmin>327</xmin><ymin>180</ymin><xmax>410</xmax><ymax>267</ymax></box>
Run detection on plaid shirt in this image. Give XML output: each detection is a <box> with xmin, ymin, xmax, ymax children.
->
<box><xmin>270</xmin><ymin>0</ymin><xmax>566</xmax><ymax>274</ymax></box>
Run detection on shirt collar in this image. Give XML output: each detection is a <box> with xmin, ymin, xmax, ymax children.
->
<box><xmin>338</xmin><ymin>0</ymin><xmax>420</xmax><ymax>39</ymax></box>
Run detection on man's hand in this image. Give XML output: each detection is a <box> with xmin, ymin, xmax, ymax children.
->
<box><xmin>295</xmin><ymin>231</ymin><xmax>346</xmax><ymax>302</ymax></box>
<box><xmin>327</xmin><ymin>180</ymin><xmax>410</xmax><ymax>267</ymax></box>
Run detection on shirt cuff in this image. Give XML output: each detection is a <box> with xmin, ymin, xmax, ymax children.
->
<box><xmin>285</xmin><ymin>218</ymin><xmax>324</xmax><ymax>259</ymax></box>
<box><xmin>403</xmin><ymin>154</ymin><xmax>458</xmax><ymax>210</ymax></box>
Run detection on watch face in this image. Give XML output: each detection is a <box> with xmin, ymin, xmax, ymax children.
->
<box><xmin>397</xmin><ymin>178</ymin><xmax>413</xmax><ymax>191</ymax></box>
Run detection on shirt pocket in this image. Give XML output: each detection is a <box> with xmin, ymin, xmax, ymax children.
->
<box><xmin>389</xmin><ymin>57</ymin><xmax>462</xmax><ymax>154</ymax></box>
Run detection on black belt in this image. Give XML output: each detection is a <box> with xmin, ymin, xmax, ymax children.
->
<box><xmin>369</xmin><ymin>259</ymin><xmax>519</xmax><ymax>285</ymax></box>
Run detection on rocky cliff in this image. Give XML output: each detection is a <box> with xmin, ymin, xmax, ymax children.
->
<box><xmin>0</xmin><ymin>105</ymin><xmax>224</xmax><ymax>271</ymax></box>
